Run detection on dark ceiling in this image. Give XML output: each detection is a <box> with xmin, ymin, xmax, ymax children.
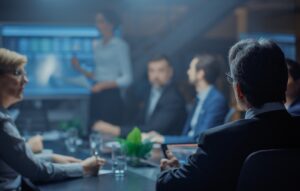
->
<box><xmin>0</xmin><ymin>0</ymin><xmax>201</xmax><ymax>24</ymax></box>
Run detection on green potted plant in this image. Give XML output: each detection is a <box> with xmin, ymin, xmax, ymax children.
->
<box><xmin>59</xmin><ymin>119</ymin><xmax>82</xmax><ymax>135</ymax></box>
<box><xmin>118</xmin><ymin>127</ymin><xmax>153</xmax><ymax>166</ymax></box>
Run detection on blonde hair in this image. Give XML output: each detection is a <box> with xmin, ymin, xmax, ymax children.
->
<box><xmin>0</xmin><ymin>48</ymin><xmax>27</xmax><ymax>69</ymax></box>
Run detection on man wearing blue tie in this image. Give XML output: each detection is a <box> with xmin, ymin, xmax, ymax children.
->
<box><xmin>146</xmin><ymin>54</ymin><xmax>229</xmax><ymax>143</ymax></box>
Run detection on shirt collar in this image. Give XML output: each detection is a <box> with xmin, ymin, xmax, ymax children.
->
<box><xmin>289</xmin><ymin>97</ymin><xmax>300</xmax><ymax>108</ymax></box>
<box><xmin>151</xmin><ymin>86</ymin><xmax>164</xmax><ymax>95</ymax></box>
<box><xmin>151</xmin><ymin>81</ymin><xmax>171</xmax><ymax>93</ymax></box>
<box><xmin>99</xmin><ymin>37</ymin><xmax>117</xmax><ymax>46</ymax></box>
<box><xmin>0</xmin><ymin>106</ymin><xmax>10</xmax><ymax>120</ymax></box>
<box><xmin>197</xmin><ymin>85</ymin><xmax>212</xmax><ymax>102</ymax></box>
<box><xmin>0</xmin><ymin>106</ymin><xmax>7</xmax><ymax>113</ymax></box>
<box><xmin>245</xmin><ymin>102</ymin><xmax>286</xmax><ymax>119</ymax></box>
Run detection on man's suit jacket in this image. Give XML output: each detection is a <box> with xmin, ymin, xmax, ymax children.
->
<box><xmin>157</xmin><ymin>110</ymin><xmax>300</xmax><ymax>191</ymax></box>
<box><xmin>120</xmin><ymin>83</ymin><xmax>187</xmax><ymax>137</ymax></box>
<box><xmin>288</xmin><ymin>96</ymin><xmax>300</xmax><ymax>116</ymax></box>
<box><xmin>164</xmin><ymin>86</ymin><xmax>228</xmax><ymax>143</ymax></box>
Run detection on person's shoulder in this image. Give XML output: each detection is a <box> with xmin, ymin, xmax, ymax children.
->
<box><xmin>162</xmin><ymin>83</ymin><xmax>185</xmax><ymax>102</ymax></box>
<box><xmin>199</xmin><ymin>118</ymin><xmax>259</xmax><ymax>144</ymax></box>
<box><xmin>207</xmin><ymin>118</ymin><xmax>258</xmax><ymax>134</ymax></box>
<box><xmin>164</xmin><ymin>83</ymin><xmax>179</xmax><ymax>93</ymax></box>
<box><xmin>0</xmin><ymin>112</ymin><xmax>11</xmax><ymax>127</ymax></box>
<box><xmin>205</xmin><ymin>87</ymin><xmax>228</xmax><ymax>108</ymax></box>
<box><xmin>289</xmin><ymin>100</ymin><xmax>300</xmax><ymax>115</ymax></box>
<box><xmin>211</xmin><ymin>86</ymin><xmax>226</xmax><ymax>98</ymax></box>
<box><xmin>0</xmin><ymin>110</ymin><xmax>21</xmax><ymax>138</ymax></box>
<box><xmin>0</xmin><ymin>117</ymin><xmax>20</xmax><ymax>138</ymax></box>
<box><xmin>292</xmin><ymin>115</ymin><xmax>300</xmax><ymax>124</ymax></box>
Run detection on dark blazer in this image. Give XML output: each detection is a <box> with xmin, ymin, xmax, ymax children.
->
<box><xmin>288</xmin><ymin>96</ymin><xmax>300</xmax><ymax>116</ymax></box>
<box><xmin>120</xmin><ymin>83</ymin><xmax>187</xmax><ymax>137</ymax></box>
<box><xmin>164</xmin><ymin>86</ymin><xmax>228</xmax><ymax>143</ymax></box>
<box><xmin>0</xmin><ymin>107</ymin><xmax>83</xmax><ymax>190</ymax></box>
<box><xmin>157</xmin><ymin>109</ymin><xmax>300</xmax><ymax>191</ymax></box>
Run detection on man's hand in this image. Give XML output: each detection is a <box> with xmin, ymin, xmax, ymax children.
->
<box><xmin>27</xmin><ymin>135</ymin><xmax>44</xmax><ymax>153</ymax></box>
<box><xmin>81</xmin><ymin>156</ymin><xmax>106</xmax><ymax>176</ymax></box>
<box><xmin>71</xmin><ymin>56</ymin><xmax>93</xmax><ymax>78</ymax></box>
<box><xmin>142</xmin><ymin>132</ymin><xmax>151</xmax><ymax>141</ymax></box>
<box><xmin>91</xmin><ymin>83</ymin><xmax>107</xmax><ymax>93</ymax></box>
<box><xmin>91</xmin><ymin>82</ymin><xmax>117</xmax><ymax>93</ymax></box>
<box><xmin>93</xmin><ymin>120</ymin><xmax>121</xmax><ymax>137</ymax></box>
<box><xmin>160</xmin><ymin>150</ymin><xmax>180</xmax><ymax>171</ymax></box>
<box><xmin>71</xmin><ymin>56</ymin><xmax>81</xmax><ymax>71</ymax></box>
<box><xmin>144</xmin><ymin>131</ymin><xmax>165</xmax><ymax>143</ymax></box>
<box><xmin>52</xmin><ymin>154</ymin><xmax>82</xmax><ymax>164</ymax></box>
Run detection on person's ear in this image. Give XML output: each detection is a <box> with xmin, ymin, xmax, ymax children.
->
<box><xmin>197</xmin><ymin>69</ymin><xmax>205</xmax><ymax>80</ymax></box>
<box><xmin>236</xmin><ymin>83</ymin><xmax>245</xmax><ymax>100</ymax></box>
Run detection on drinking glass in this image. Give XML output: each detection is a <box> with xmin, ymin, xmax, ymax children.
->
<box><xmin>111</xmin><ymin>145</ymin><xmax>127</xmax><ymax>176</ymax></box>
<box><xmin>65</xmin><ymin>128</ymin><xmax>78</xmax><ymax>153</ymax></box>
<box><xmin>89</xmin><ymin>132</ymin><xmax>102</xmax><ymax>157</ymax></box>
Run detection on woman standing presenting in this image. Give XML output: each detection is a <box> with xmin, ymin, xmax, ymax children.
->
<box><xmin>72</xmin><ymin>11</ymin><xmax>132</xmax><ymax>128</ymax></box>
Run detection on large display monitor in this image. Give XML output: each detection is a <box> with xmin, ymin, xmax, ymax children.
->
<box><xmin>0</xmin><ymin>24</ymin><xmax>103</xmax><ymax>97</ymax></box>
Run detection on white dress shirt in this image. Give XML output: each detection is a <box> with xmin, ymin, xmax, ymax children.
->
<box><xmin>145</xmin><ymin>86</ymin><xmax>164</xmax><ymax>121</ymax></box>
<box><xmin>93</xmin><ymin>37</ymin><xmax>132</xmax><ymax>88</ymax></box>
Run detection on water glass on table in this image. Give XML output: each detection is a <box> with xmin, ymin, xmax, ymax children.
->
<box><xmin>111</xmin><ymin>145</ymin><xmax>127</xmax><ymax>176</ymax></box>
<box><xmin>65</xmin><ymin>128</ymin><xmax>78</xmax><ymax>153</ymax></box>
<box><xmin>89</xmin><ymin>132</ymin><xmax>102</xmax><ymax>158</ymax></box>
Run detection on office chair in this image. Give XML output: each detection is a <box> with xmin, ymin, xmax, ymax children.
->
<box><xmin>236</xmin><ymin>149</ymin><xmax>300</xmax><ymax>191</ymax></box>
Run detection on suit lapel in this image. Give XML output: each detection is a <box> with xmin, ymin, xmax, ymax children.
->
<box><xmin>182</xmin><ymin>100</ymin><xmax>198</xmax><ymax>134</ymax></box>
<box><xmin>194</xmin><ymin>87</ymin><xmax>216</xmax><ymax>134</ymax></box>
<box><xmin>145</xmin><ymin>84</ymin><xmax>170</xmax><ymax>121</ymax></box>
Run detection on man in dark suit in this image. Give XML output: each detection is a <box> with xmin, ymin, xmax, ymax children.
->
<box><xmin>93</xmin><ymin>55</ymin><xmax>187</xmax><ymax>137</ymax></box>
<box><xmin>146</xmin><ymin>54</ymin><xmax>228</xmax><ymax>143</ymax></box>
<box><xmin>156</xmin><ymin>39</ymin><xmax>300</xmax><ymax>191</ymax></box>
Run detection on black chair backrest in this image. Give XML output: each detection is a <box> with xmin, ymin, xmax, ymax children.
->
<box><xmin>236</xmin><ymin>149</ymin><xmax>300</xmax><ymax>191</ymax></box>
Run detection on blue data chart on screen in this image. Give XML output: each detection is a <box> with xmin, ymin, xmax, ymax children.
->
<box><xmin>0</xmin><ymin>25</ymin><xmax>102</xmax><ymax>97</ymax></box>
<box><xmin>240</xmin><ymin>33</ymin><xmax>296</xmax><ymax>60</ymax></box>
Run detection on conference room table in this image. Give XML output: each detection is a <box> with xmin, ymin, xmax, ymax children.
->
<box><xmin>37</xmin><ymin>139</ymin><xmax>160</xmax><ymax>191</ymax></box>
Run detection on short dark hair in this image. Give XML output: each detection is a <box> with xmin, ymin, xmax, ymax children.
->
<box><xmin>286</xmin><ymin>58</ymin><xmax>300</xmax><ymax>81</ymax></box>
<box><xmin>193</xmin><ymin>54</ymin><xmax>220</xmax><ymax>84</ymax></box>
<box><xmin>228</xmin><ymin>39</ymin><xmax>288</xmax><ymax>107</ymax></box>
<box><xmin>148</xmin><ymin>55</ymin><xmax>172</xmax><ymax>68</ymax></box>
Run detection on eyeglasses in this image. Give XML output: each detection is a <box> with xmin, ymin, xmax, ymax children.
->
<box><xmin>225</xmin><ymin>72</ymin><xmax>235</xmax><ymax>84</ymax></box>
<box><xmin>0</xmin><ymin>68</ymin><xmax>27</xmax><ymax>77</ymax></box>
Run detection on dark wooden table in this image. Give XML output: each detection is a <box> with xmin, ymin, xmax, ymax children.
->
<box><xmin>39</xmin><ymin>170</ymin><xmax>156</xmax><ymax>191</ymax></box>
<box><xmin>37</xmin><ymin>140</ymin><xmax>159</xmax><ymax>191</ymax></box>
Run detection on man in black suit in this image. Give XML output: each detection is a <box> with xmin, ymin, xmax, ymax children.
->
<box><xmin>93</xmin><ymin>55</ymin><xmax>187</xmax><ymax>137</ymax></box>
<box><xmin>156</xmin><ymin>39</ymin><xmax>300</xmax><ymax>191</ymax></box>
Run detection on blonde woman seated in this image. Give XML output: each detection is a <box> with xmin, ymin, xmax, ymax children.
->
<box><xmin>0</xmin><ymin>48</ymin><xmax>105</xmax><ymax>191</ymax></box>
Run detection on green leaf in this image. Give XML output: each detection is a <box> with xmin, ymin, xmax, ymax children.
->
<box><xmin>118</xmin><ymin>127</ymin><xmax>153</xmax><ymax>158</ymax></box>
<box><xmin>137</xmin><ymin>141</ymin><xmax>153</xmax><ymax>158</ymax></box>
<box><xmin>126</xmin><ymin>127</ymin><xmax>141</xmax><ymax>144</ymax></box>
